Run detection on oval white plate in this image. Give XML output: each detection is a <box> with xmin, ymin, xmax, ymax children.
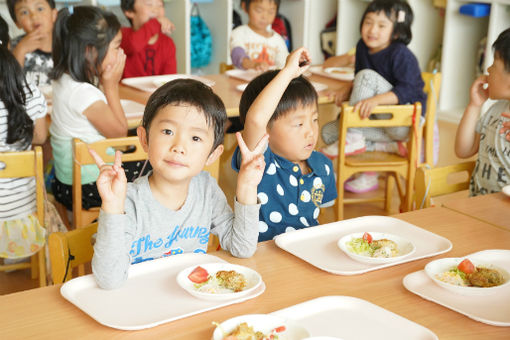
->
<box><xmin>424</xmin><ymin>257</ymin><xmax>510</xmax><ymax>296</ymax></box>
<box><xmin>502</xmin><ymin>185</ymin><xmax>510</xmax><ymax>197</ymax></box>
<box><xmin>152</xmin><ymin>74</ymin><xmax>215</xmax><ymax>88</ymax></box>
<box><xmin>212</xmin><ymin>314</ymin><xmax>310</xmax><ymax>340</ymax></box>
<box><xmin>236</xmin><ymin>81</ymin><xmax>327</xmax><ymax>92</ymax></box>
<box><xmin>176</xmin><ymin>263</ymin><xmax>262</xmax><ymax>301</ymax></box>
<box><xmin>323</xmin><ymin>67</ymin><xmax>355</xmax><ymax>81</ymax></box>
<box><xmin>337</xmin><ymin>232</ymin><xmax>415</xmax><ymax>264</ymax></box>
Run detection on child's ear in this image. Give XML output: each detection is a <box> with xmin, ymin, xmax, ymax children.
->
<box><xmin>206</xmin><ymin>144</ymin><xmax>224</xmax><ymax>166</ymax></box>
<box><xmin>241</xmin><ymin>1</ymin><xmax>248</xmax><ymax>13</ymax></box>
<box><xmin>51</xmin><ymin>8</ymin><xmax>57</xmax><ymax>23</ymax></box>
<box><xmin>137</xmin><ymin>126</ymin><xmax>149</xmax><ymax>153</ymax></box>
<box><xmin>124</xmin><ymin>10</ymin><xmax>136</xmax><ymax>21</ymax></box>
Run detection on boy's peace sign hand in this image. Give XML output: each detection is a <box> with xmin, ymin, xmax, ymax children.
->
<box><xmin>284</xmin><ymin>47</ymin><xmax>311</xmax><ymax>79</ymax></box>
<box><xmin>89</xmin><ymin>149</ymin><xmax>127</xmax><ymax>214</ymax></box>
<box><xmin>237</xmin><ymin>132</ymin><xmax>268</xmax><ymax>188</ymax></box>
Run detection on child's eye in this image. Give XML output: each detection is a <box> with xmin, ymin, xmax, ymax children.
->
<box><xmin>162</xmin><ymin>129</ymin><xmax>173</xmax><ymax>135</ymax></box>
<box><xmin>192</xmin><ymin>136</ymin><xmax>202</xmax><ymax>142</ymax></box>
<box><xmin>19</xmin><ymin>10</ymin><xmax>28</xmax><ymax>16</ymax></box>
<box><xmin>38</xmin><ymin>6</ymin><xmax>45</xmax><ymax>11</ymax></box>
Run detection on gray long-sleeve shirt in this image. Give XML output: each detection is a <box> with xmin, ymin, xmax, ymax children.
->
<box><xmin>92</xmin><ymin>171</ymin><xmax>261</xmax><ymax>289</ymax></box>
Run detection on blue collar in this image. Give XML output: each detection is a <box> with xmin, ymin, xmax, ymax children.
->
<box><xmin>270</xmin><ymin>150</ymin><xmax>329</xmax><ymax>177</ymax></box>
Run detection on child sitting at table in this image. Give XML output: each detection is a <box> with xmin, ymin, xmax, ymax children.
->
<box><xmin>120</xmin><ymin>0</ymin><xmax>176</xmax><ymax>78</ymax></box>
<box><xmin>230</xmin><ymin>0</ymin><xmax>288</xmax><ymax>71</ymax></box>
<box><xmin>0</xmin><ymin>15</ymin><xmax>48</xmax><ymax>262</ymax></box>
<box><xmin>232</xmin><ymin>47</ymin><xmax>337</xmax><ymax>242</ymax></box>
<box><xmin>91</xmin><ymin>79</ymin><xmax>266</xmax><ymax>289</ymax></box>
<box><xmin>50</xmin><ymin>6</ymin><xmax>149</xmax><ymax>213</ymax></box>
<box><xmin>456</xmin><ymin>28</ymin><xmax>510</xmax><ymax>197</ymax></box>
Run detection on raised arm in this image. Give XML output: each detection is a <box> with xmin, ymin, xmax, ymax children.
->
<box><xmin>242</xmin><ymin>47</ymin><xmax>311</xmax><ymax>150</ymax></box>
<box><xmin>455</xmin><ymin>75</ymin><xmax>487</xmax><ymax>158</ymax></box>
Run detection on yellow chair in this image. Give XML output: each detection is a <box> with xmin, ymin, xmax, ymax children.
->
<box><xmin>415</xmin><ymin>161</ymin><xmax>475</xmax><ymax>209</ymax></box>
<box><xmin>219</xmin><ymin>62</ymin><xmax>234</xmax><ymax>74</ymax></box>
<box><xmin>48</xmin><ymin>222</ymin><xmax>97</xmax><ymax>283</ymax></box>
<box><xmin>0</xmin><ymin>146</ymin><xmax>46</xmax><ymax>287</ymax></box>
<box><xmin>421</xmin><ymin>72</ymin><xmax>442</xmax><ymax>167</ymax></box>
<box><xmin>72</xmin><ymin>137</ymin><xmax>148</xmax><ymax>228</ymax></box>
<box><xmin>336</xmin><ymin>103</ymin><xmax>421</xmax><ymax>220</ymax></box>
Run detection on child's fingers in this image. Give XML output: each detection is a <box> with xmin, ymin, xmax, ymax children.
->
<box><xmin>114</xmin><ymin>150</ymin><xmax>123</xmax><ymax>168</ymax></box>
<box><xmin>502</xmin><ymin>112</ymin><xmax>510</xmax><ymax>119</ymax></box>
<box><xmin>236</xmin><ymin>132</ymin><xmax>249</xmax><ymax>155</ymax></box>
<box><xmin>89</xmin><ymin>148</ymin><xmax>106</xmax><ymax>168</ymax></box>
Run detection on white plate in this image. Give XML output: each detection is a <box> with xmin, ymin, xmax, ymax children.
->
<box><xmin>502</xmin><ymin>185</ymin><xmax>510</xmax><ymax>197</ymax></box>
<box><xmin>120</xmin><ymin>99</ymin><xmax>145</xmax><ymax>118</ymax></box>
<box><xmin>270</xmin><ymin>296</ymin><xmax>438</xmax><ymax>340</ymax></box>
<box><xmin>121</xmin><ymin>74</ymin><xmax>215</xmax><ymax>93</ymax></box>
<box><xmin>60</xmin><ymin>253</ymin><xmax>265</xmax><ymax>330</ymax></box>
<box><xmin>176</xmin><ymin>263</ymin><xmax>262</xmax><ymax>301</ymax></box>
<box><xmin>274</xmin><ymin>215</ymin><xmax>452</xmax><ymax>275</ymax></box>
<box><xmin>212</xmin><ymin>314</ymin><xmax>310</xmax><ymax>340</ymax></box>
<box><xmin>424</xmin><ymin>256</ymin><xmax>510</xmax><ymax>296</ymax></box>
<box><xmin>404</xmin><ymin>250</ymin><xmax>510</xmax><ymax>326</ymax></box>
<box><xmin>309</xmin><ymin>65</ymin><xmax>354</xmax><ymax>81</ymax></box>
<box><xmin>225</xmin><ymin>69</ymin><xmax>263</xmax><ymax>82</ymax></box>
<box><xmin>235</xmin><ymin>81</ymin><xmax>327</xmax><ymax>93</ymax></box>
<box><xmin>337</xmin><ymin>232</ymin><xmax>415</xmax><ymax>264</ymax></box>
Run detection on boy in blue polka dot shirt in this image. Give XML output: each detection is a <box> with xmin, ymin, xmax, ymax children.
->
<box><xmin>232</xmin><ymin>47</ymin><xmax>337</xmax><ymax>242</ymax></box>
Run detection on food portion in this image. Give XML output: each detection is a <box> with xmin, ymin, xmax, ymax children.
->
<box><xmin>217</xmin><ymin>321</ymin><xmax>286</xmax><ymax>340</ymax></box>
<box><xmin>347</xmin><ymin>232</ymin><xmax>399</xmax><ymax>258</ymax></box>
<box><xmin>188</xmin><ymin>266</ymin><xmax>247</xmax><ymax>294</ymax></box>
<box><xmin>435</xmin><ymin>259</ymin><xmax>506</xmax><ymax>288</ymax></box>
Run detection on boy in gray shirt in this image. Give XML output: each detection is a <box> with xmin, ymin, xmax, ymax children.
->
<box><xmin>90</xmin><ymin>79</ymin><xmax>267</xmax><ymax>289</ymax></box>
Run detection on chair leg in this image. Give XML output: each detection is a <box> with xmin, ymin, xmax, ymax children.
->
<box><xmin>30</xmin><ymin>253</ymin><xmax>38</xmax><ymax>279</ymax></box>
<box><xmin>54</xmin><ymin>201</ymin><xmax>71</xmax><ymax>229</ymax></box>
<box><xmin>385</xmin><ymin>173</ymin><xmax>394</xmax><ymax>213</ymax></box>
<box><xmin>336</xmin><ymin>177</ymin><xmax>345</xmax><ymax>221</ymax></box>
<box><xmin>37</xmin><ymin>247</ymin><xmax>46</xmax><ymax>287</ymax></box>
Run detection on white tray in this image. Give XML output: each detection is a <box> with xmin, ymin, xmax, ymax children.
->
<box><xmin>121</xmin><ymin>74</ymin><xmax>215</xmax><ymax>93</ymax></box>
<box><xmin>403</xmin><ymin>249</ymin><xmax>510</xmax><ymax>327</ymax></box>
<box><xmin>309</xmin><ymin>65</ymin><xmax>354</xmax><ymax>81</ymax></box>
<box><xmin>225</xmin><ymin>69</ymin><xmax>262</xmax><ymax>82</ymax></box>
<box><xmin>274</xmin><ymin>215</ymin><xmax>452</xmax><ymax>275</ymax></box>
<box><xmin>270</xmin><ymin>296</ymin><xmax>438</xmax><ymax>340</ymax></box>
<box><xmin>235</xmin><ymin>81</ymin><xmax>327</xmax><ymax>93</ymax></box>
<box><xmin>60</xmin><ymin>253</ymin><xmax>265</xmax><ymax>330</ymax></box>
<box><xmin>120</xmin><ymin>99</ymin><xmax>145</xmax><ymax>118</ymax></box>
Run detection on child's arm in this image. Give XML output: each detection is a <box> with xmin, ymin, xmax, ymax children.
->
<box><xmin>242</xmin><ymin>47</ymin><xmax>311</xmax><ymax>150</ymax></box>
<box><xmin>32</xmin><ymin>117</ymin><xmax>48</xmax><ymax>145</ymax></box>
<box><xmin>12</xmin><ymin>30</ymin><xmax>45</xmax><ymax>66</ymax></box>
<box><xmin>323</xmin><ymin>53</ymin><xmax>355</xmax><ymax>69</ymax></box>
<box><xmin>354</xmin><ymin>92</ymin><xmax>399</xmax><ymax>119</ymax></box>
<box><xmin>455</xmin><ymin>75</ymin><xmax>487</xmax><ymax>158</ymax></box>
<box><xmin>157</xmin><ymin>16</ymin><xmax>175</xmax><ymax>37</ymax></box>
<box><xmin>84</xmin><ymin>49</ymin><xmax>128</xmax><ymax>138</ymax></box>
<box><xmin>120</xmin><ymin>19</ymin><xmax>161</xmax><ymax>55</ymax></box>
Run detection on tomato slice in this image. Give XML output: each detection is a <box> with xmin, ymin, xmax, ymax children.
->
<box><xmin>457</xmin><ymin>259</ymin><xmax>475</xmax><ymax>274</ymax></box>
<box><xmin>187</xmin><ymin>266</ymin><xmax>209</xmax><ymax>283</ymax></box>
<box><xmin>362</xmin><ymin>232</ymin><xmax>373</xmax><ymax>244</ymax></box>
<box><xmin>273</xmin><ymin>326</ymin><xmax>286</xmax><ymax>333</ymax></box>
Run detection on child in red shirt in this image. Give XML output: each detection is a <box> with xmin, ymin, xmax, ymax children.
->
<box><xmin>120</xmin><ymin>0</ymin><xmax>176</xmax><ymax>78</ymax></box>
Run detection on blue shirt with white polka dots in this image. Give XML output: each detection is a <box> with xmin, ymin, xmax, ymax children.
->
<box><xmin>232</xmin><ymin>147</ymin><xmax>337</xmax><ymax>242</ymax></box>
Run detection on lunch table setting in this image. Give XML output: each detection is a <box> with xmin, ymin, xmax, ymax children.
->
<box><xmin>2</xmin><ymin>205</ymin><xmax>510</xmax><ymax>339</ymax></box>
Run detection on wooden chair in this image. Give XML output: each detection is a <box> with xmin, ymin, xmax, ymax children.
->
<box><xmin>219</xmin><ymin>62</ymin><xmax>234</xmax><ymax>74</ymax></box>
<box><xmin>336</xmin><ymin>103</ymin><xmax>422</xmax><ymax>220</ymax></box>
<box><xmin>48</xmin><ymin>222</ymin><xmax>97</xmax><ymax>283</ymax></box>
<box><xmin>421</xmin><ymin>72</ymin><xmax>442</xmax><ymax>167</ymax></box>
<box><xmin>72</xmin><ymin>137</ymin><xmax>148</xmax><ymax>228</ymax></box>
<box><xmin>0</xmin><ymin>146</ymin><xmax>46</xmax><ymax>287</ymax></box>
<box><xmin>415</xmin><ymin>161</ymin><xmax>475</xmax><ymax>209</ymax></box>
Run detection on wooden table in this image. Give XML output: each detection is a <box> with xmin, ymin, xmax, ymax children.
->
<box><xmin>442</xmin><ymin>192</ymin><xmax>510</xmax><ymax>231</ymax></box>
<box><xmin>3</xmin><ymin>207</ymin><xmax>509</xmax><ymax>339</ymax></box>
<box><xmin>119</xmin><ymin>71</ymin><xmax>351</xmax><ymax>121</ymax></box>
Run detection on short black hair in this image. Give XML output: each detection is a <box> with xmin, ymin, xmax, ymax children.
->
<box><xmin>242</xmin><ymin>0</ymin><xmax>280</xmax><ymax>11</ymax></box>
<box><xmin>360</xmin><ymin>0</ymin><xmax>414</xmax><ymax>45</ymax></box>
<box><xmin>239</xmin><ymin>70</ymin><xmax>318</xmax><ymax>127</ymax></box>
<box><xmin>120</xmin><ymin>0</ymin><xmax>135</xmax><ymax>26</ymax></box>
<box><xmin>0</xmin><ymin>14</ymin><xmax>8</xmax><ymax>46</ymax></box>
<box><xmin>493</xmin><ymin>28</ymin><xmax>510</xmax><ymax>72</ymax></box>
<box><xmin>7</xmin><ymin>0</ymin><xmax>56</xmax><ymax>23</ymax></box>
<box><xmin>51</xmin><ymin>6</ymin><xmax>120</xmax><ymax>86</ymax></box>
<box><xmin>142</xmin><ymin>79</ymin><xmax>226</xmax><ymax>151</ymax></box>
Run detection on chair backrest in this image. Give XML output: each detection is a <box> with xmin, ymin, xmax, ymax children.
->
<box><xmin>48</xmin><ymin>222</ymin><xmax>98</xmax><ymax>283</ymax></box>
<box><xmin>0</xmin><ymin>146</ymin><xmax>46</xmax><ymax>286</ymax></box>
<box><xmin>421</xmin><ymin>72</ymin><xmax>442</xmax><ymax>167</ymax></box>
<box><xmin>72</xmin><ymin>137</ymin><xmax>148</xmax><ymax>228</ymax></box>
<box><xmin>415</xmin><ymin>161</ymin><xmax>475</xmax><ymax>209</ymax></box>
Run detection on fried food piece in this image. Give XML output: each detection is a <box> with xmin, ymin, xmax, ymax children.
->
<box><xmin>467</xmin><ymin>267</ymin><xmax>505</xmax><ymax>287</ymax></box>
<box><xmin>225</xmin><ymin>322</ymin><xmax>265</xmax><ymax>340</ymax></box>
<box><xmin>371</xmin><ymin>239</ymin><xmax>398</xmax><ymax>257</ymax></box>
<box><xmin>216</xmin><ymin>270</ymin><xmax>247</xmax><ymax>292</ymax></box>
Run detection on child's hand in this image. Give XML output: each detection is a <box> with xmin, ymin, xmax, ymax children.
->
<box><xmin>500</xmin><ymin>112</ymin><xmax>510</xmax><ymax>142</ymax></box>
<box><xmin>13</xmin><ymin>28</ymin><xmax>45</xmax><ymax>59</ymax></box>
<box><xmin>354</xmin><ymin>97</ymin><xmax>379</xmax><ymax>119</ymax></box>
<box><xmin>469</xmin><ymin>75</ymin><xmax>489</xmax><ymax>108</ymax></box>
<box><xmin>157</xmin><ymin>16</ymin><xmax>175</xmax><ymax>36</ymax></box>
<box><xmin>101</xmin><ymin>49</ymin><xmax>126</xmax><ymax>89</ymax></box>
<box><xmin>89</xmin><ymin>149</ymin><xmax>127</xmax><ymax>214</ymax></box>
<box><xmin>331</xmin><ymin>86</ymin><xmax>352</xmax><ymax>107</ymax></box>
<box><xmin>284</xmin><ymin>47</ymin><xmax>311</xmax><ymax>78</ymax></box>
<box><xmin>237</xmin><ymin>132</ymin><xmax>268</xmax><ymax>188</ymax></box>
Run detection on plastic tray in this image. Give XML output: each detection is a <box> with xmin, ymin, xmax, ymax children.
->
<box><xmin>403</xmin><ymin>249</ymin><xmax>510</xmax><ymax>326</ymax></box>
<box><xmin>309</xmin><ymin>65</ymin><xmax>354</xmax><ymax>81</ymax></box>
<box><xmin>270</xmin><ymin>296</ymin><xmax>438</xmax><ymax>339</ymax></box>
<box><xmin>274</xmin><ymin>215</ymin><xmax>452</xmax><ymax>275</ymax></box>
<box><xmin>60</xmin><ymin>253</ymin><xmax>265</xmax><ymax>330</ymax></box>
<box><xmin>121</xmin><ymin>74</ymin><xmax>215</xmax><ymax>93</ymax></box>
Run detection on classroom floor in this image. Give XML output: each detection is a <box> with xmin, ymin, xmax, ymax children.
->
<box><xmin>0</xmin><ymin>120</ymin><xmax>468</xmax><ymax>295</ymax></box>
